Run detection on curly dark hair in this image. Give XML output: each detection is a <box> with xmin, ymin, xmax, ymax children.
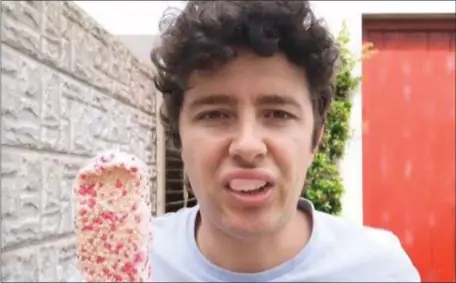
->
<box><xmin>151</xmin><ymin>0</ymin><xmax>340</xmax><ymax>150</ymax></box>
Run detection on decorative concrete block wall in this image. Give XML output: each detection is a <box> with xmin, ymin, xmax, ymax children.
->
<box><xmin>1</xmin><ymin>1</ymin><xmax>158</xmax><ymax>281</ymax></box>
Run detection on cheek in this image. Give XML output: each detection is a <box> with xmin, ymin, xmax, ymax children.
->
<box><xmin>269</xmin><ymin>131</ymin><xmax>313</xmax><ymax>184</ymax></box>
<box><xmin>180</xmin><ymin>127</ymin><xmax>225</xmax><ymax>185</ymax></box>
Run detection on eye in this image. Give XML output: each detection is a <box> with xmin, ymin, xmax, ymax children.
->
<box><xmin>197</xmin><ymin>110</ymin><xmax>229</xmax><ymax>121</ymax></box>
<box><xmin>264</xmin><ymin>110</ymin><xmax>294</xmax><ymax>120</ymax></box>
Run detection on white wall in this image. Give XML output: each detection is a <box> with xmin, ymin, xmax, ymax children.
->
<box><xmin>74</xmin><ymin>1</ymin><xmax>455</xmax><ymax>223</ymax></box>
<box><xmin>74</xmin><ymin>1</ymin><xmax>187</xmax><ymax>35</ymax></box>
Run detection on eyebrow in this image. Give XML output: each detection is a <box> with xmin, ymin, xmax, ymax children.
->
<box><xmin>256</xmin><ymin>94</ymin><xmax>302</xmax><ymax>110</ymax></box>
<box><xmin>187</xmin><ymin>94</ymin><xmax>236</xmax><ymax>111</ymax></box>
<box><xmin>187</xmin><ymin>93</ymin><xmax>302</xmax><ymax>111</ymax></box>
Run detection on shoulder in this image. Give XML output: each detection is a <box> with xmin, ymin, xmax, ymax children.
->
<box><xmin>152</xmin><ymin>206</ymin><xmax>196</xmax><ymax>233</ymax></box>
<box><xmin>151</xmin><ymin>206</ymin><xmax>198</xmax><ymax>254</ymax></box>
<box><xmin>149</xmin><ymin>207</ymin><xmax>201</xmax><ymax>280</ymax></box>
<box><xmin>313</xmin><ymin>211</ymin><xmax>421</xmax><ymax>281</ymax></box>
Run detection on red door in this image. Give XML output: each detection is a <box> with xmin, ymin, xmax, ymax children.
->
<box><xmin>362</xmin><ymin>18</ymin><xmax>455</xmax><ymax>282</ymax></box>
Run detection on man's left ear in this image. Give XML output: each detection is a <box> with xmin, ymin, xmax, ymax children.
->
<box><xmin>312</xmin><ymin>126</ymin><xmax>325</xmax><ymax>156</ymax></box>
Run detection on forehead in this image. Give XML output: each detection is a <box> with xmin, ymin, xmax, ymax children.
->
<box><xmin>184</xmin><ymin>51</ymin><xmax>311</xmax><ymax>107</ymax></box>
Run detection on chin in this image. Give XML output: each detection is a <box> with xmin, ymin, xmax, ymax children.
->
<box><xmin>223</xmin><ymin>210</ymin><xmax>278</xmax><ymax>238</ymax></box>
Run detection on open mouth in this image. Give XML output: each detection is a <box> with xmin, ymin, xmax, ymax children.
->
<box><xmin>225</xmin><ymin>182</ymin><xmax>273</xmax><ymax>195</ymax></box>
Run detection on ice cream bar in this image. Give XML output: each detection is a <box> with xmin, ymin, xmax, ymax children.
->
<box><xmin>74</xmin><ymin>150</ymin><xmax>152</xmax><ymax>282</ymax></box>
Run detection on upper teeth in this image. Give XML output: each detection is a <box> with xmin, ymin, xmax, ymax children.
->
<box><xmin>229</xmin><ymin>179</ymin><xmax>267</xmax><ymax>192</ymax></box>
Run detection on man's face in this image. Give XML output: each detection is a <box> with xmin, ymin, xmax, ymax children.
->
<box><xmin>179</xmin><ymin>51</ymin><xmax>318</xmax><ymax>238</ymax></box>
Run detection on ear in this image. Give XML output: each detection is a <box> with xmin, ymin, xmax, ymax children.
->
<box><xmin>312</xmin><ymin>125</ymin><xmax>325</xmax><ymax>156</ymax></box>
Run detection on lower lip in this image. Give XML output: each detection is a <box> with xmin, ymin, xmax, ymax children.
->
<box><xmin>226</xmin><ymin>186</ymin><xmax>273</xmax><ymax>206</ymax></box>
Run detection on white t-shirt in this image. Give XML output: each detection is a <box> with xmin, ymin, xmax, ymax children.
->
<box><xmin>71</xmin><ymin>198</ymin><xmax>421</xmax><ymax>282</ymax></box>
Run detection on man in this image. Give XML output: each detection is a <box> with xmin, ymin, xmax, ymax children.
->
<box><xmin>73</xmin><ymin>1</ymin><xmax>420</xmax><ymax>281</ymax></box>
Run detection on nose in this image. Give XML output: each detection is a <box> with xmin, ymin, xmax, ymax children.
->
<box><xmin>228</xmin><ymin>123</ymin><xmax>267</xmax><ymax>165</ymax></box>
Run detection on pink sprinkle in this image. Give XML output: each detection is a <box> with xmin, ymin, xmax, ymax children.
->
<box><xmin>115</xmin><ymin>179</ymin><xmax>123</xmax><ymax>188</ymax></box>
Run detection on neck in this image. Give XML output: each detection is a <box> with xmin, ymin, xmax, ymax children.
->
<box><xmin>195</xmin><ymin>208</ymin><xmax>312</xmax><ymax>273</ymax></box>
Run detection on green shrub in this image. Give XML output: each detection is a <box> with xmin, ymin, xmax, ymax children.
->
<box><xmin>303</xmin><ymin>21</ymin><xmax>368</xmax><ymax>215</ymax></box>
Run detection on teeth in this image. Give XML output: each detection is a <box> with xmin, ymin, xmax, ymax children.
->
<box><xmin>229</xmin><ymin>179</ymin><xmax>267</xmax><ymax>192</ymax></box>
